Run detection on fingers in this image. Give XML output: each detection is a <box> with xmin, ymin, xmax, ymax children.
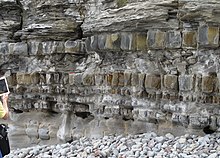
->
<box><xmin>2</xmin><ymin>93</ymin><xmax>9</xmax><ymax>101</ymax></box>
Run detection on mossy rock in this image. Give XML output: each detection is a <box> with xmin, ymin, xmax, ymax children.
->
<box><xmin>117</xmin><ymin>0</ymin><xmax>127</xmax><ymax>8</ymax></box>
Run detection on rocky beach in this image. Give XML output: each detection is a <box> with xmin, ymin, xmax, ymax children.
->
<box><xmin>5</xmin><ymin>132</ymin><xmax>220</xmax><ymax>158</ymax></box>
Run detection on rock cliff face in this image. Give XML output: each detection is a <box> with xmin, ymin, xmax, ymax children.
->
<box><xmin>1</xmin><ymin>0</ymin><xmax>220</xmax><ymax>149</ymax></box>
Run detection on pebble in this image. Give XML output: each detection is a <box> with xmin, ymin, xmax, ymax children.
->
<box><xmin>5</xmin><ymin>132</ymin><xmax>220</xmax><ymax>158</ymax></box>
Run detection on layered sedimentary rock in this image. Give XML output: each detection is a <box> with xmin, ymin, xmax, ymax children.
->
<box><xmin>1</xmin><ymin>0</ymin><xmax>220</xmax><ymax>149</ymax></box>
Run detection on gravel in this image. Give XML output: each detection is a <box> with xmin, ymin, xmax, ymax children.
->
<box><xmin>5</xmin><ymin>132</ymin><xmax>220</xmax><ymax>158</ymax></box>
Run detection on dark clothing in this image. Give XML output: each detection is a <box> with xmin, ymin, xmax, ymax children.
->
<box><xmin>0</xmin><ymin>124</ymin><xmax>10</xmax><ymax>157</ymax></box>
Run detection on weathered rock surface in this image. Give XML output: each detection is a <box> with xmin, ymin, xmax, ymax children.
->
<box><xmin>82</xmin><ymin>0</ymin><xmax>179</xmax><ymax>35</ymax></box>
<box><xmin>1</xmin><ymin>0</ymin><xmax>220</xmax><ymax>149</ymax></box>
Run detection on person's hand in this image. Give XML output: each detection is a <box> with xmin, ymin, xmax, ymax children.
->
<box><xmin>2</xmin><ymin>94</ymin><xmax>9</xmax><ymax>102</ymax></box>
<box><xmin>1</xmin><ymin>93</ymin><xmax>9</xmax><ymax>119</ymax></box>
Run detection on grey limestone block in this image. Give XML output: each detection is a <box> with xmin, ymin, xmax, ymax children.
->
<box><xmin>171</xmin><ymin>113</ymin><xmax>179</xmax><ymax>123</ymax></box>
<box><xmin>42</xmin><ymin>41</ymin><xmax>64</xmax><ymax>54</ymax></box>
<box><xmin>147</xmin><ymin>30</ymin><xmax>165</xmax><ymax>49</ymax></box>
<box><xmin>41</xmin><ymin>41</ymin><xmax>54</xmax><ymax>55</ymax></box>
<box><xmin>53</xmin><ymin>73</ymin><xmax>61</xmax><ymax>84</ymax></box>
<box><xmin>182</xmin><ymin>30</ymin><xmax>197</xmax><ymax>48</ymax></box>
<box><xmin>16</xmin><ymin>72</ymin><xmax>32</xmax><ymax>85</ymax></box>
<box><xmin>69</xmin><ymin>73</ymin><xmax>83</xmax><ymax>86</ymax></box>
<box><xmin>179</xmin><ymin>115</ymin><xmax>189</xmax><ymax>126</ymax></box>
<box><xmin>138</xmin><ymin>73</ymin><xmax>145</xmax><ymax>88</ymax></box>
<box><xmin>145</xmin><ymin>74</ymin><xmax>161</xmax><ymax>90</ymax></box>
<box><xmin>54</xmin><ymin>41</ymin><xmax>65</xmax><ymax>54</ymax></box>
<box><xmin>0</xmin><ymin>42</ymin><xmax>9</xmax><ymax>54</ymax></box>
<box><xmin>118</xmin><ymin>72</ymin><xmax>124</xmax><ymax>86</ymax></box>
<box><xmin>61</xmin><ymin>73</ymin><xmax>69</xmax><ymax>85</ymax></box>
<box><xmin>136</xmin><ymin>33</ymin><xmax>147</xmax><ymax>50</ymax></box>
<box><xmin>46</xmin><ymin>74</ymin><xmax>53</xmax><ymax>84</ymax></box>
<box><xmin>131</xmin><ymin>73</ymin><xmax>139</xmax><ymax>86</ymax></box>
<box><xmin>30</xmin><ymin>73</ymin><xmax>40</xmax><ymax>84</ymax></box>
<box><xmin>189</xmin><ymin>115</ymin><xmax>209</xmax><ymax>128</ymax></box>
<box><xmin>88</xmin><ymin>36</ymin><xmax>99</xmax><ymax>51</ymax></box>
<box><xmin>179</xmin><ymin>75</ymin><xmax>195</xmax><ymax>92</ymax></box>
<box><xmin>65</xmin><ymin>40</ymin><xmax>81</xmax><ymax>53</ymax></box>
<box><xmin>120</xmin><ymin>33</ymin><xmax>135</xmax><ymax>51</ymax></box>
<box><xmin>107</xmin><ymin>33</ymin><xmax>121</xmax><ymax>50</ymax></box>
<box><xmin>163</xmin><ymin>74</ymin><xmax>178</xmax><ymax>91</ymax></box>
<box><xmin>98</xmin><ymin>34</ymin><xmax>107</xmax><ymax>50</ymax></box>
<box><xmin>111</xmin><ymin>72</ymin><xmax>119</xmax><ymax>87</ymax></box>
<box><xmin>95</xmin><ymin>74</ymin><xmax>104</xmax><ymax>86</ymax></box>
<box><xmin>155</xmin><ymin>112</ymin><xmax>166</xmax><ymax>121</ymax></box>
<box><xmin>198</xmin><ymin>25</ymin><xmax>219</xmax><ymax>47</ymax></box>
<box><xmin>201</xmin><ymin>74</ymin><xmax>217</xmax><ymax>93</ymax></box>
<box><xmin>216</xmin><ymin>116</ymin><xmax>220</xmax><ymax>127</ymax></box>
<box><xmin>82</xmin><ymin>74</ymin><xmax>95</xmax><ymax>86</ymax></box>
<box><xmin>85</xmin><ymin>37</ymin><xmax>92</xmax><ymax>51</ymax></box>
<box><xmin>9</xmin><ymin>42</ymin><xmax>28</xmax><ymax>55</ymax></box>
<box><xmin>165</xmin><ymin>30</ymin><xmax>182</xmax><ymax>48</ymax></box>
<box><xmin>124</xmin><ymin>72</ymin><xmax>131</xmax><ymax>86</ymax></box>
<box><xmin>38</xmin><ymin>128</ymin><xmax>50</xmax><ymax>140</ymax></box>
<box><xmin>136</xmin><ymin>109</ymin><xmax>147</xmax><ymax>121</ymax></box>
<box><xmin>28</xmin><ymin>41</ymin><xmax>43</xmax><ymax>55</ymax></box>
<box><xmin>189</xmin><ymin>115</ymin><xmax>202</xmax><ymax>128</ymax></box>
<box><xmin>85</xmin><ymin>36</ymin><xmax>99</xmax><ymax>51</ymax></box>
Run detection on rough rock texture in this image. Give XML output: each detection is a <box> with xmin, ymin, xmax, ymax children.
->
<box><xmin>1</xmin><ymin>0</ymin><xmax>220</xmax><ymax>149</ymax></box>
<box><xmin>5</xmin><ymin>132</ymin><xmax>220</xmax><ymax>158</ymax></box>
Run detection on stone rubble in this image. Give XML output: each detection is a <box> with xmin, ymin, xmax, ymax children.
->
<box><xmin>5</xmin><ymin>132</ymin><xmax>220</xmax><ymax>158</ymax></box>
